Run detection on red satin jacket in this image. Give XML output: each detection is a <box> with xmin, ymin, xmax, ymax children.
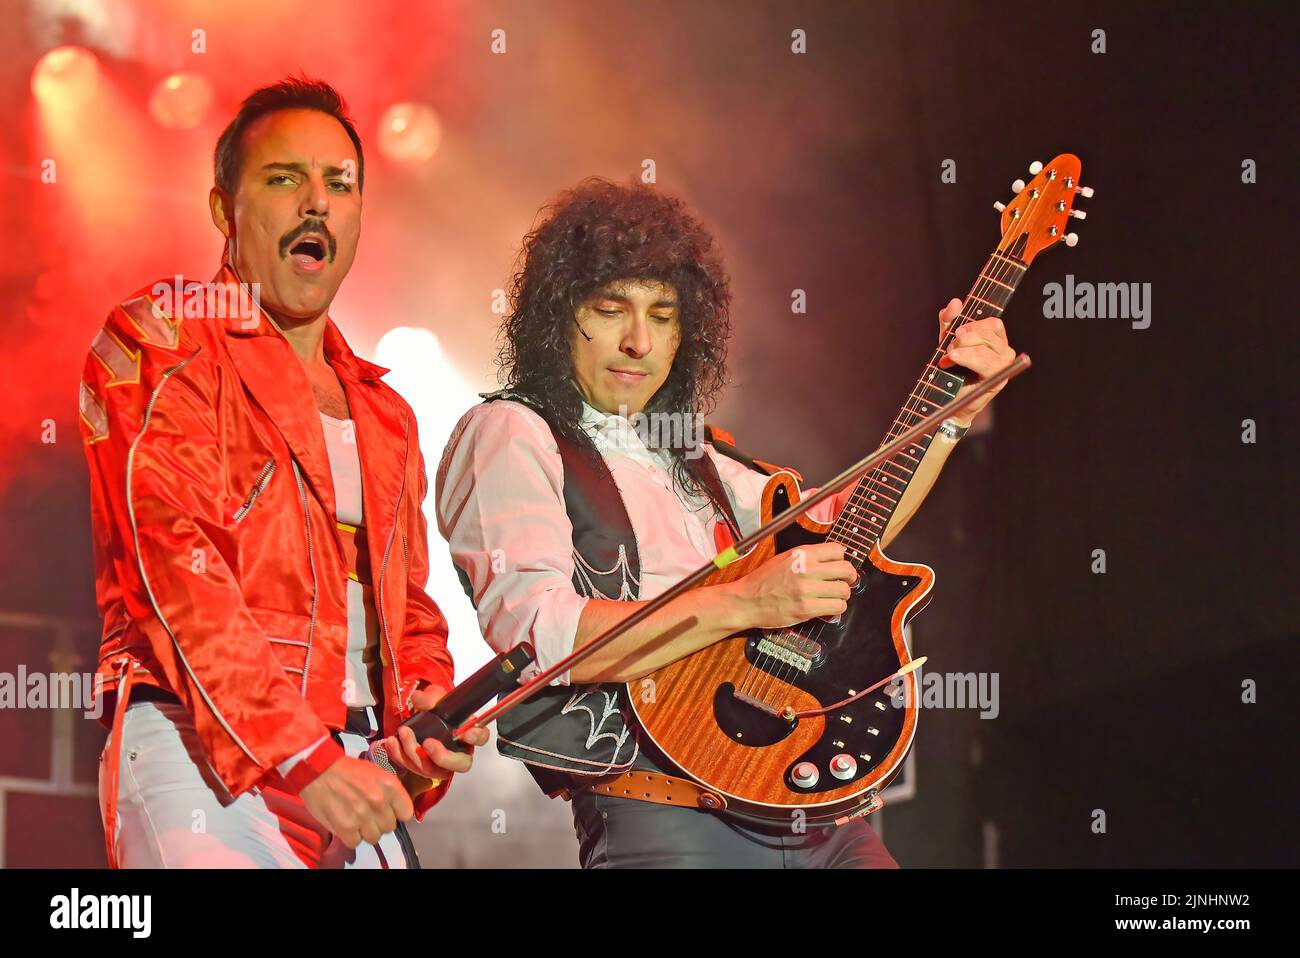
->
<box><xmin>80</xmin><ymin>264</ymin><xmax>456</xmax><ymax>821</ymax></box>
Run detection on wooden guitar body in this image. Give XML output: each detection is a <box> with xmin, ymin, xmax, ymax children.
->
<box><xmin>628</xmin><ymin>470</ymin><xmax>933</xmax><ymax>822</ymax></box>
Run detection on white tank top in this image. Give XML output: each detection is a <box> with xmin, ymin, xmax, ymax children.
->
<box><xmin>319</xmin><ymin>412</ymin><xmax>381</xmax><ymax>709</ymax></box>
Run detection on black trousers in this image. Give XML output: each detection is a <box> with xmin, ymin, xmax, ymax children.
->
<box><xmin>569</xmin><ymin>790</ymin><xmax>899</xmax><ymax>869</ymax></box>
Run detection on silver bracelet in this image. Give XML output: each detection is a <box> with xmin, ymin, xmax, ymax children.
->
<box><xmin>938</xmin><ymin>418</ymin><xmax>970</xmax><ymax>443</ymax></box>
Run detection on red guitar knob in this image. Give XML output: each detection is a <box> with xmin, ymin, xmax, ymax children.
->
<box><xmin>830</xmin><ymin>754</ymin><xmax>858</xmax><ymax>780</ymax></box>
<box><xmin>792</xmin><ymin>762</ymin><xmax>819</xmax><ymax>788</ymax></box>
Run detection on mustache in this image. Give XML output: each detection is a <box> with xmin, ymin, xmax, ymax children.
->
<box><xmin>279</xmin><ymin>220</ymin><xmax>337</xmax><ymax>261</ymax></box>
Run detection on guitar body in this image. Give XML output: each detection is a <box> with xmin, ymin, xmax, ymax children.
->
<box><xmin>628</xmin><ymin>470</ymin><xmax>934</xmax><ymax>822</ymax></box>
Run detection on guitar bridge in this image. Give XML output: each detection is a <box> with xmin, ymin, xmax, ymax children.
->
<box><xmin>731</xmin><ymin>690</ymin><xmax>785</xmax><ymax>718</ymax></box>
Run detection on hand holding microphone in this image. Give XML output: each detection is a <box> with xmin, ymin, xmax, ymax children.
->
<box><xmin>368</xmin><ymin>644</ymin><xmax>535</xmax><ymax>781</ymax></box>
<box><xmin>375</xmin><ymin>686</ymin><xmax>489</xmax><ymax>780</ymax></box>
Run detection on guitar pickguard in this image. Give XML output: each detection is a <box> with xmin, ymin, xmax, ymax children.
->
<box><xmin>722</xmin><ymin>506</ymin><xmax>924</xmax><ymax>793</ymax></box>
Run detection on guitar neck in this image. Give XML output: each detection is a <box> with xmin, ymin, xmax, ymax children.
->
<box><xmin>827</xmin><ymin>241</ymin><xmax>1030</xmax><ymax>567</ymax></box>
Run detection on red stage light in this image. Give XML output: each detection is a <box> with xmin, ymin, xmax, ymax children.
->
<box><xmin>148</xmin><ymin>72</ymin><xmax>215</xmax><ymax>130</ymax></box>
<box><xmin>378</xmin><ymin>103</ymin><xmax>442</xmax><ymax>164</ymax></box>
<box><xmin>30</xmin><ymin>46</ymin><xmax>99</xmax><ymax>107</ymax></box>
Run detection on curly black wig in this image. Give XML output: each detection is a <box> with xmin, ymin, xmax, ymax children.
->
<box><xmin>497</xmin><ymin>177</ymin><xmax>733</xmax><ymax>497</ymax></box>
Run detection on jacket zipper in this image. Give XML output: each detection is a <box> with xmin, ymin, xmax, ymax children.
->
<box><xmin>378</xmin><ymin>415</ymin><xmax>410</xmax><ymax>705</ymax></box>
<box><xmin>292</xmin><ymin>461</ymin><xmax>318</xmax><ymax>697</ymax></box>
<box><xmin>232</xmin><ymin>459</ymin><xmax>276</xmax><ymax>523</ymax></box>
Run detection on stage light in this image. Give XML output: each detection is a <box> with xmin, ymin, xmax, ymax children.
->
<box><xmin>371</xmin><ymin>326</ymin><xmax>487</xmax><ymax>670</ymax></box>
<box><xmin>148</xmin><ymin>72</ymin><xmax>214</xmax><ymax>130</ymax></box>
<box><xmin>377</xmin><ymin>103</ymin><xmax>442</xmax><ymax>165</ymax></box>
<box><xmin>30</xmin><ymin>46</ymin><xmax>99</xmax><ymax>108</ymax></box>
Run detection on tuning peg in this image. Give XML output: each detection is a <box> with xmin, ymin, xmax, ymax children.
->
<box><xmin>1028</xmin><ymin>160</ymin><xmax>1043</xmax><ymax>175</ymax></box>
<box><xmin>1011</xmin><ymin>179</ymin><xmax>1026</xmax><ymax>194</ymax></box>
<box><xmin>993</xmin><ymin>201</ymin><xmax>1007</xmax><ymax>212</ymax></box>
<box><xmin>1063</xmin><ymin>232</ymin><xmax>1079</xmax><ymax>247</ymax></box>
<box><xmin>1079</xmin><ymin>185</ymin><xmax>1095</xmax><ymax>198</ymax></box>
<box><xmin>1068</xmin><ymin>209</ymin><xmax>1087</xmax><ymax>220</ymax></box>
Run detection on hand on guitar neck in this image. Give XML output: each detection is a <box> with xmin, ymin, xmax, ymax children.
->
<box><xmin>815</xmin><ymin>296</ymin><xmax>1015</xmax><ymax>534</ymax></box>
<box><xmin>936</xmin><ymin>296</ymin><xmax>1017</xmax><ymax>428</ymax></box>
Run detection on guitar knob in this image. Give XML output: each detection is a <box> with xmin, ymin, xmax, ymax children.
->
<box><xmin>993</xmin><ymin>201</ymin><xmax>1006</xmax><ymax>212</ymax></box>
<box><xmin>1079</xmin><ymin>185</ymin><xmax>1095</xmax><ymax>198</ymax></box>
<box><xmin>1064</xmin><ymin>232</ymin><xmax>1079</xmax><ymax>247</ymax></box>
<box><xmin>1068</xmin><ymin>209</ymin><xmax>1087</xmax><ymax>220</ymax></box>
<box><xmin>1028</xmin><ymin>160</ymin><xmax>1043</xmax><ymax>174</ymax></box>
<box><xmin>1011</xmin><ymin>179</ymin><xmax>1026</xmax><ymax>194</ymax></box>
<box><xmin>791</xmin><ymin>762</ymin><xmax>819</xmax><ymax>788</ymax></box>
<box><xmin>830</xmin><ymin>753</ymin><xmax>858</xmax><ymax>780</ymax></box>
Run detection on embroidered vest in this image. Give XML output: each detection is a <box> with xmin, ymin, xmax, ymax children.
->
<box><xmin>456</xmin><ymin>390</ymin><xmax>759</xmax><ymax>796</ymax></box>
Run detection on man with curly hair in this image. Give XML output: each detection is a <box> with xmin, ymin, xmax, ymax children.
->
<box><xmin>436</xmin><ymin>177</ymin><xmax>1015</xmax><ymax>868</ymax></box>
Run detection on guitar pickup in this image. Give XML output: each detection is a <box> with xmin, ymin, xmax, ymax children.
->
<box><xmin>756</xmin><ymin>630</ymin><xmax>825</xmax><ymax>674</ymax></box>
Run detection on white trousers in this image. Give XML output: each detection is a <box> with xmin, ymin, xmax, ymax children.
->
<box><xmin>99</xmin><ymin>700</ymin><xmax>417</xmax><ymax>869</ymax></box>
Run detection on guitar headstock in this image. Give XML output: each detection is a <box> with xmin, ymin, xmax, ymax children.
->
<box><xmin>993</xmin><ymin>153</ymin><xmax>1091</xmax><ymax>264</ymax></box>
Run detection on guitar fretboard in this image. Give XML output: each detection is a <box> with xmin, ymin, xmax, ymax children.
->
<box><xmin>828</xmin><ymin>246</ymin><xmax>1028</xmax><ymax>567</ymax></box>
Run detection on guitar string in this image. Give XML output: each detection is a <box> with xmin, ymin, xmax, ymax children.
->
<box><xmin>767</xmin><ymin>228</ymin><xmax>1032</xmax><ymax>705</ymax></box>
<box><xmin>744</xmin><ymin>252</ymin><xmax>1013</xmax><ymax>707</ymax></box>
<box><xmin>732</xmin><ymin>295</ymin><xmax>982</xmax><ymax>706</ymax></box>
<box><xmin>775</xmin><ymin>196</ymin><xmax>1043</xmax><ymax>699</ymax></box>
<box><xmin>743</xmin><ymin>192</ymin><xmax>1043</xmax><ymax>714</ymax></box>
<box><xmin>742</xmin><ymin>194</ymin><xmax>1039</xmax><ymax>705</ymax></box>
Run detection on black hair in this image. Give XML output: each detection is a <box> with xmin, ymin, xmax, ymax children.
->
<box><xmin>498</xmin><ymin>176</ymin><xmax>733</xmax><ymax>497</ymax></box>
<box><xmin>214</xmin><ymin>75</ymin><xmax>363</xmax><ymax>194</ymax></box>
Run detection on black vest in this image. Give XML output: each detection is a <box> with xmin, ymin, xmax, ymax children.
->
<box><xmin>454</xmin><ymin>391</ymin><xmax>766</xmax><ymax>796</ymax></box>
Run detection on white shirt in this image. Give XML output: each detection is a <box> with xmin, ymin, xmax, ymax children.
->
<box><xmin>275</xmin><ymin>412</ymin><xmax>381</xmax><ymax>776</ymax></box>
<box><xmin>435</xmin><ymin>399</ymin><xmax>835</xmax><ymax>685</ymax></box>
<box><xmin>319</xmin><ymin>412</ymin><xmax>381</xmax><ymax>709</ymax></box>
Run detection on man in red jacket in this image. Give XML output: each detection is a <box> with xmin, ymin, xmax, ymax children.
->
<box><xmin>79</xmin><ymin>76</ymin><xmax>486</xmax><ymax>868</ymax></box>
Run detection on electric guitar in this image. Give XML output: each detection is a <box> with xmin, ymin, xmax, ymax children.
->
<box><xmin>629</xmin><ymin>154</ymin><xmax>1091</xmax><ymax>823</ymax></box>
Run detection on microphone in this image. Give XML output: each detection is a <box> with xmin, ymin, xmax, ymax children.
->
<box><xmin>367</xmin><ymin>643</ymin><xmax>534</xmax><ymax>774</ymax></box>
